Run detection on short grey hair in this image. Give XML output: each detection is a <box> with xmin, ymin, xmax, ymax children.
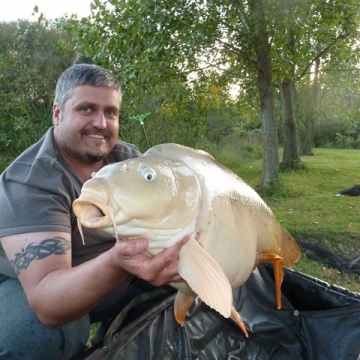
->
<box><xmin>54</xmin><ymin>63</ymin><xmax>122</xmax><ymax>110</ymax></box>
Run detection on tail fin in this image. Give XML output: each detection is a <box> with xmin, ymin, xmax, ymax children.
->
<box><xmin>278</xmin><ymin>226</ymin><xmax>301</xmax><ymax>267</ymax></box>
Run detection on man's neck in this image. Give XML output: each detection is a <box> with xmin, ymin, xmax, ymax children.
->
<box><xmin>65</xmin><ymin>156</ymin><xmax>106</xmax><ymax>182</ymax></box>
<box><xmin>55</xmin><ymin>144</ymin><xmax>106</xmax><ymax>182</ymax></box>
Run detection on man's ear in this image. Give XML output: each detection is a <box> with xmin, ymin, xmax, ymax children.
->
<box><xmin>53</xmin><ymin>104</ymin><xmax>61</xmax><ymax>126</ymax></box>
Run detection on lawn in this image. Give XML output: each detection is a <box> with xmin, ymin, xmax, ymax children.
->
<box><xmin>227</xmin><ymin>148</ymin><xmax>360</xmax><ymax>292</ymax></box>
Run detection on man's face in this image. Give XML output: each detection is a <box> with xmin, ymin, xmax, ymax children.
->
<box><xmin>53</xmin><ymin>85</ymin><xmax>120</xmax><ymax>164</ymax></box>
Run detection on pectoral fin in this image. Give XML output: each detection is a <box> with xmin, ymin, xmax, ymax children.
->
<box><xmin>177</xmin><ymin>236</ymin><xmax>233</xmax><ymax>319</ymax></box>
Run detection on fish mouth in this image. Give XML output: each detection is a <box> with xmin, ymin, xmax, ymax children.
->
<box><xmin>73</xmin><ymin>195</ymin><xmax>118</xmax><ymax>244</ymax></box>
<box><xmin>74</xmin><ymin>201</ymin><xmax>109</xmax><ymax>227</ymax></box>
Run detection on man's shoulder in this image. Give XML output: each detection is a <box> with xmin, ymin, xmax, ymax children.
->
<box><xmin>108</xmin><ymin>140</ymin><xmax>141</xmax><ymax>163</ymax></box>
<box><xmin>1</xmin><ymin>128</ymin><xmax>62</xmax><ymax>183</ymax></box>
<box><xmin>5</xmin><ymin>128</ymin><xmax>56</xmax><ymax>167</ymax></box>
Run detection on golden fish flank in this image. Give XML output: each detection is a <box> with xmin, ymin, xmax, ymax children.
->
<box><xmin>73</xmin><ymin>143</ymin><xmax>301</xmax><ymax>337</ymax></box>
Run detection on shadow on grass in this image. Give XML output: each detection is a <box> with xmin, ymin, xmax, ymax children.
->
<box><xmin>293</xmin><ymin>230</ymin><xmax>360</xmax><ymax>276</ymax></box>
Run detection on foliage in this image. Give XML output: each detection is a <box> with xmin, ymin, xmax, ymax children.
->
<box><xmin>270</xmin><ymin>0</ymin><xmax>360</xmax><ymax>80</ymax></box>
<box><xmin>59</xmin><ymin>0</ymin><xmax>355</xmax><ymax>112</ymax></box>
<box><xmin>296</xmin><ymin>60</ymin><xmax>360</xmax><ymax>149</ymax></box>
<box><xmin>117</xmin><ymin>78</ymin><xmax>214</xmax><ymax>151</ymax></box>
<box><xmin>0</xmin><ymin>20</ymin><xmax>77</xmax><ymax>156</ymax></box>
<box><xmin>53</xmin><ymin>0</ymin><xmax>360</xmax><ymax>185</ymax></box>
<box><xmin>53</xmin><ymin>0</ymin><xmax>281</xmax><ymax>184</ymax></box>
<box><xmin>0</xmin><ymin>3</ymin><xmax>360</xmax><ymax>174</ymax></box>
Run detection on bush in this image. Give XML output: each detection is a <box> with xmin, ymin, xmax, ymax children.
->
<box><xmin>312</xmin><ymin>117</ymin><xmax>359</xmax><ymax>149</ymax></box>
<box><xmin>196</xmin><ymin>131</ymin><xmax>262</xmax><ymax>168</ymax></box>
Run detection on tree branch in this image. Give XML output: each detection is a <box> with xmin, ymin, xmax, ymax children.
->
<box><xmin>231</xmin><ymin>0</ymin><xmax>251</xmax><ymax>32</ymax></box>
<box><xmin>297</xmin><ymin>33</ymin><xmax>346</xmax><ymax>80</ymax></box>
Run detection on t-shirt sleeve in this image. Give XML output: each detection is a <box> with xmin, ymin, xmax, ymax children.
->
<box><xmin>0</xmin><ymin>158</ymin><xmax>74</xmax><ymax>237</ymax></box>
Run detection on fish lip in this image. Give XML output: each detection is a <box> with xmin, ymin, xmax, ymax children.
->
<box><xmin>73</xmin><ymin>196</ymin><xmax>112</xmax><ymax>229</ymax></box>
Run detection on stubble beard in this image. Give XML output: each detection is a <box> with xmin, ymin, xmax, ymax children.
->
<box><xmin>59</xmin><ymin>135</ymin><xmax>111</xmax><ymax>164</ymax></box>
<box><xmin>85</xmin><ymin>152</ymin><xmax>106</xmax><ymax>163</ymax></box>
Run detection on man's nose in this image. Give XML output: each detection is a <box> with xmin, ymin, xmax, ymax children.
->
<box><xmin>92</xmin><ymin>112</ymin><xmax>107</xmax><ymax>128</ymax></box>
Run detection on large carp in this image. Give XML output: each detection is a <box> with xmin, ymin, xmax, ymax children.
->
<box><xmin>73</xmin><ymin>143</ymin><xmax>301</xmax><ymax>337</ymax></box>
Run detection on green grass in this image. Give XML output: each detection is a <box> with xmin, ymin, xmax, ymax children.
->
<box><xmin>222</xmin><ymin>148</ymin><xmax>360</xmax><ymax>292</ymax></box>
<box><xmin>293</xmin><ymin>256</ymin><xmax>360</xmax><ymax>292</ymax></box>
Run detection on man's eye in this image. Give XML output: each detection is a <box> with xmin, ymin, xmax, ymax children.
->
<box><xmin>77</xmin><ymin>106</ymin><xmax>92</xmax><ymax>113</ymax></box>
<box><xmin>106</xmin><ymin>110</ymin><xmax>118</xmax><ymax>118</ymax></box>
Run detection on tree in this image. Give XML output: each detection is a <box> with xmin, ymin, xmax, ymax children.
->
<box><xmin>302</xmin><ymin>58</ymin><xmax>320</xmax><ymax>155</ymax></box>
<box><xmin>0</xmin><ymin>20</ymin><xmax>77</xmax><ymax>156</ymax></box>
<box><xmin>56</xmin><ymin>0</ymin><xmax>360</xmax><ymax>183</ymax></box>
<box><xmin>270</xmin><ymin>0</ymin><xmax>360</xmax><ymax>164</ymax></box>
<box><xmin>55</xmin><ymin>0</ymin><xmax>283</xmax><ymax>187</ymax></box>
<box><xmin>248</xmin><ymin>0</ymin><xmax>279</xmax><ymax>185</ymax></box>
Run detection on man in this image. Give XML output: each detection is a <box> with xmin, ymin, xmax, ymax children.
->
<box><xmin>0</xmin><ymin>64</ymin><xmax>185</xmax><ymax>359</ymax></box>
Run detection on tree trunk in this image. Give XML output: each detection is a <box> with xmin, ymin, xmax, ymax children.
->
<box><xmin>249</xmin><ymin>0</ymin><xmax>279</xmax><ymax>187</ymax></box>
<box><xmin>303</xmin><ymin>58</ymin><xmax>320</xmax><ymax>155</ymax></box>
<box><xmin>279</xmin><ymin>80</ymin><xmax>303</xmax><ymax>170</ymax></box>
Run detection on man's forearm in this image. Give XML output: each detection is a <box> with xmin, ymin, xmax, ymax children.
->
<box><xmin>26</xmin><ymin>250</ymin><xmax>128</xmax><ymax>328</ymax></box>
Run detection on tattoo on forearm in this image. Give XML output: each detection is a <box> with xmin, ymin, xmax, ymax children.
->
<box><xmin>11</xmin><ymin>237</ymin><xmax>71</xmax><ymax>276</ymax></box>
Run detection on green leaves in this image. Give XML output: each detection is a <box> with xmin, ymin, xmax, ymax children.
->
<box><xmin>0</xmin><ymin>20</ymin><xmax>75</xmax><ymax>155</ymax></box>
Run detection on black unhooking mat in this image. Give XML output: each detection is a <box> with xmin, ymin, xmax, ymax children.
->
<box><xmin>79</xmin><ymin>264</ymin><xmax>360</xmax><ymax>360</ymax></box>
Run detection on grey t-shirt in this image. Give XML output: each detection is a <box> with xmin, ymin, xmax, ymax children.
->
<box><xmin>0</xmin><ymin>127</ymin><xmax>140</xmax><ymax>278</ymax></box>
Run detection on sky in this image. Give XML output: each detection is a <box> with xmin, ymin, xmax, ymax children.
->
<box><xmin>0</xmin><ymin>0</ymin><xmax>93</xmax><ymax>22</ymax></box>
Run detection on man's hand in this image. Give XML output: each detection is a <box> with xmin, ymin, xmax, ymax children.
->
<box><xmin>111</xmin><ymin>237</ymin><xmax>188</xmax><ymax>286</ymax></box>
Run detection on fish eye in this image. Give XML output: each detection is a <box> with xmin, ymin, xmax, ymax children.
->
<box><xmin>139</xmin><ymin>164</ymin><xmax>157</xmax><ymax>181</ymax></box>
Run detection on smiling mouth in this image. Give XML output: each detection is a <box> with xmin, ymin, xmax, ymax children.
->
<box><xmin>88</xmin><ymin>134</ymin><xmax>106</xmax><ymax>139</ymax></box>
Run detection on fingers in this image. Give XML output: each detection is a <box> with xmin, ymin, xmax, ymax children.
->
<box><xmin>154</xmin><ymin>269</ymin><xmax>183</xmax><ymax>284</ymax></box>
<box><xmin>138</xmin><ymin>236</ymin><xmax>189</xmax><ymax>285</ymax></box>
<box><xmin>112</xmin><ymin>237</ymin><xmax>188</xmax><ymax>287</ymax></box>
<box><xmin>117</xmin><ymin>238</ymin><xmax>148</xmax><ymax>256</ymax></box>
<box><xmin>135</xmin><ymin>245</ymin><xmax>181</xmax><ymax>286</ymax></box>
